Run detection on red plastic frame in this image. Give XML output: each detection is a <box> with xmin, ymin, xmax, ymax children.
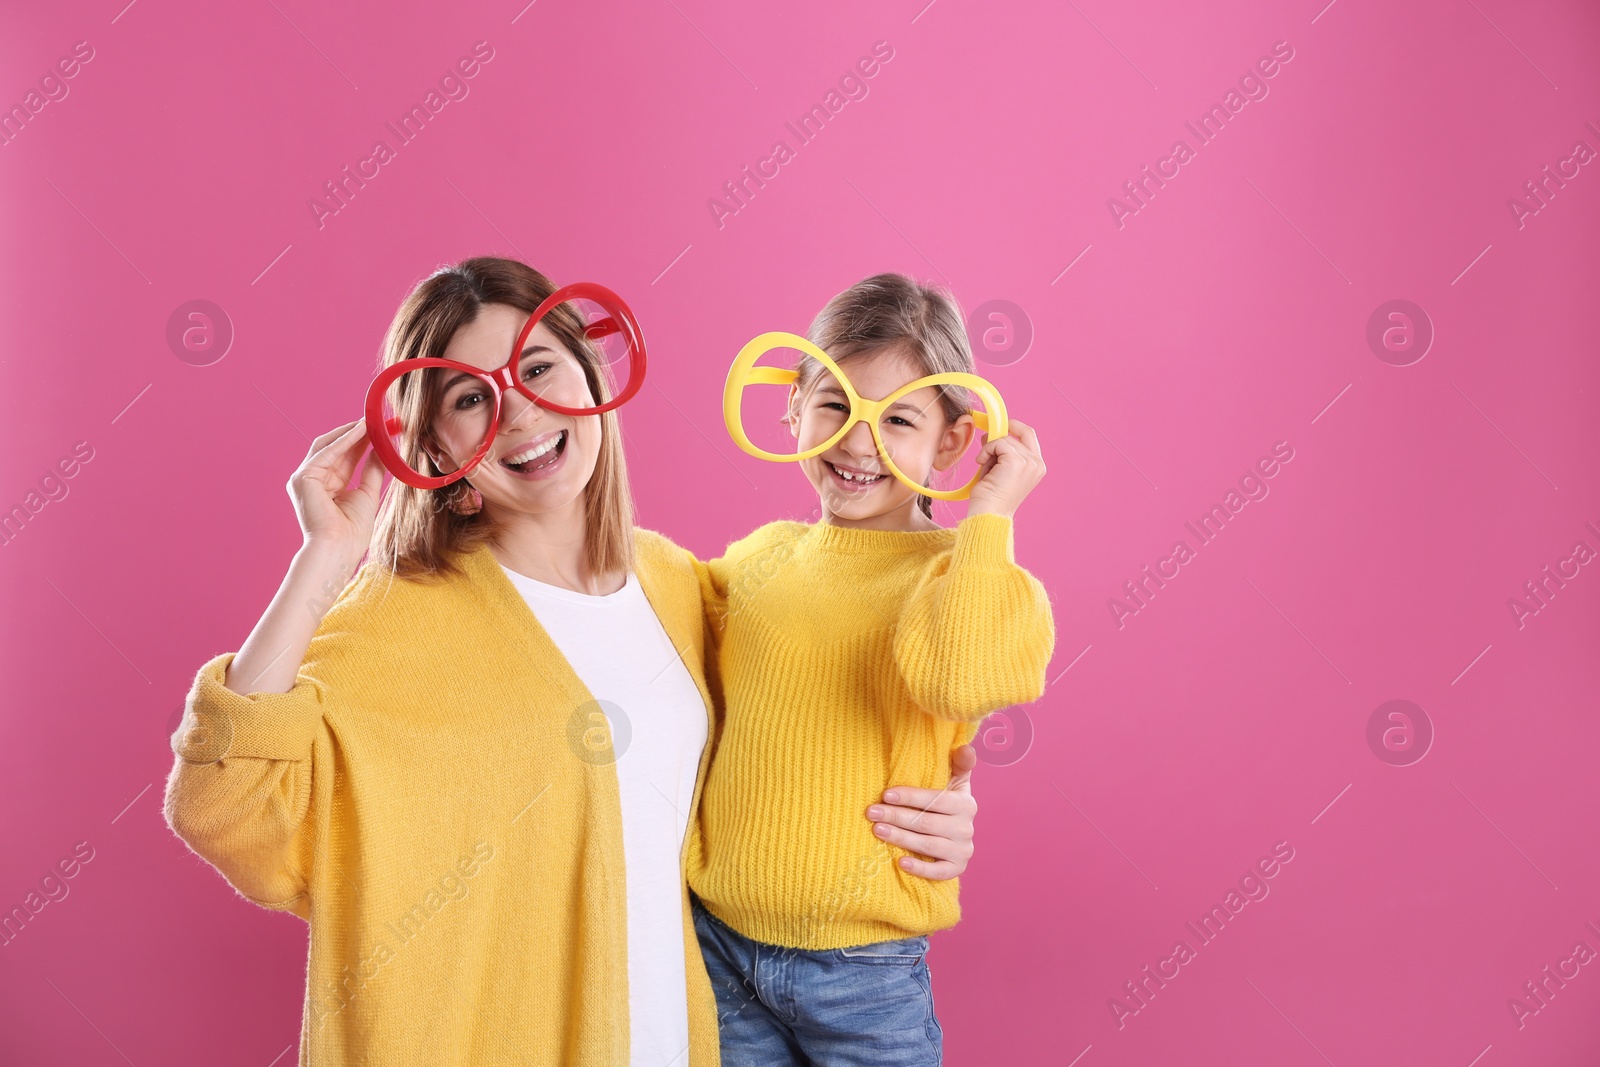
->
<box><xmin>363</xmin><ymin>281</ymin><xmax>646</xmax><ymax>489</ymax></box>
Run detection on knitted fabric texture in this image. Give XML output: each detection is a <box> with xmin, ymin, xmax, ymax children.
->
<box><xmin>687</xmin><ymin>513</ymin><xmax>1055</xmax><ymax>950</ymax></box>
<box><xmin>164</xmin><ymin>531</ymin><xmax>721</xmax><ymax>1067</ymax></box>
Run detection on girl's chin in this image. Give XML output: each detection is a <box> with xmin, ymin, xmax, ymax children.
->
<box><xmin>814</xmin><ymin>487</ymin><xmax>917</xmax><ymax>520</ymax></box>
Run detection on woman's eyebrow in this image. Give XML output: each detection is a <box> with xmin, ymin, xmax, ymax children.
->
<box><xmin>439</xmin><ymin>352</ymin><xmax>545</xmax><ymax>392</ymax></box>
<box><xmin>438</xmin><ymin>345</ymin><xmax>557</xmax><ymax>392</ymax></box>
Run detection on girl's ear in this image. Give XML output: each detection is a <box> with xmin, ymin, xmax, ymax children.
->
<box><xmin>931</xmin><ymin>412</ymin><xmax>976</xmax><ymax>473</ymax></box>
<box><xmin>784</xmin><ymin>382</ymin><xmax>802</xmax><ymax>440</ymax></box>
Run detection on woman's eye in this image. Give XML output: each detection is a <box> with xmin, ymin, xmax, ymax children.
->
<box><xmin>523</xmin><ymin>362</ymin><xmax>552</xmax><ymax>381</ymax></box>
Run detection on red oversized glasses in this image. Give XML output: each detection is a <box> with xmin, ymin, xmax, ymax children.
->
<box><xmin>364</xmin><ymin>281</ymin><xmax>646</xmax><ymax>489</ymax></box>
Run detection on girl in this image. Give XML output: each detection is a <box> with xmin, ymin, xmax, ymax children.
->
<box><xmin>688</xmin><ymin>274</ymin><xmax>1055</xmax><ymax>1065</ymax></box>
<box><xmin>162</xmin><ymin>258</ymin><xmax>979</xmax><ymax>1066</ymax></box>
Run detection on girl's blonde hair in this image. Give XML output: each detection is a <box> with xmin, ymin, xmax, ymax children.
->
<box><xmin>369</xmin><ymin>256</ymin><xmax>635</xmax><ymax>580</ymax></box>
<box><xmin>800</xmin><ymin>273</ymin><xmax>974</xmax><ymax>517</ymax></box>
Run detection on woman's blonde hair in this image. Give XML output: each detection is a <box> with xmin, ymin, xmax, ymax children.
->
<box><xmin>369</xmin><ymin>256</ymin><xmax>635</xmax><ymax>580</ymax></box>
<box><xmin>800</xmin><ymin>273</ymin><xmax>974</xmax><ymax>517</ymax></box>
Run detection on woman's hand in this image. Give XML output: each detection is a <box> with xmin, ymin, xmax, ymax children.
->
<box><xmin>966</xmin><ymin>419</ymin><xmax>1045</xmax><ymax>520</ymax></box>
<box><xmin>224</xmin><ymin>420</ymin><xmax>383</xmax><ymax>697</ymax></box>
<box><xmin>292</xmin><ymin>420</ymin><xmax>385</xmax><ymax>553</ymax></box>
<box><xmin>867</xmin><ymin>744</ymin><xmax>978</xmax><ymax>880</ymax></box>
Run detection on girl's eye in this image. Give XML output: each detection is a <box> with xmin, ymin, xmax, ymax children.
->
<box><xmin>885</xmin><ymin>415</ymin><xmax>914</xmax><ymax>427</ymax></box>
<box><xmin>821</xmin><ymin>400</ymin><xmax>850</xmax><ymax>412</ymax></box>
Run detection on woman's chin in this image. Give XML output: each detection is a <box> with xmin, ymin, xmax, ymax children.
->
<box><xmin>483</xmin><ymin>467</ymin><xmax>591</xmax><ymax>517</ymax></box>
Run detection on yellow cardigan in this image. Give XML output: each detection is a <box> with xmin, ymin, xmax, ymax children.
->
<box><xmin>164</xmin><ymin>531</ymin><xmax>720</xmax><ymax>1067</ymax></box>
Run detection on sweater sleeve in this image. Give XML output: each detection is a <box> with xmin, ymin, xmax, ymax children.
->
<box><xmin>892</xmin><ymin>513</ymin><xmax>1056</xmax><ymax>722</ymax></box>
<box><xmin>163</xmin><ymin>649</ymin><xmax>331</xmax><ymax>919</ymax></box>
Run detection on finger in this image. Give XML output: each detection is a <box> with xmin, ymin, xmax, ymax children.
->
<box><xmin>982</xmin><ymin>438</ymin><xmax>1045</xmax><ymax>484</ymax></box>
<box><xmin>317</xmin><ymin>424</ymin><xmax>375</xmax><ymax>484</ymax></box>
<box><xmin>983</xmin><ymin>438</ymin><xmax>1016</xmax><ymax>463</ymax></box>
<box><xmin>869</xmin><ymin>805</ymin><xmax>964</xmax><ymax>837</ymax></box>
<box><xmin>873</xmin><ymin>821</ymin><xmax>966</xmax><ymax>860</ymax></box>
<box><xmin>973</xmin><ymin>441</ymin><xmax>1000</xmax><ymax>475</ymax></box>
<box><xmin>354</xmin><ymin>444</ymin><xmax>386</xmax><ymax>498</ymax></box>
<box><xmin>985</xmin><ymin>419</ymin><xmax>1035</xmax><ymax>452</ymax></box>
<box><xmin>896</xmin><ymin>854</ymin><xmax>963</xmax><ymax>881</ymax></box>
<box><xmin>299</xmin><ymin>439</ymin><xmax>365</xmax><ymax>495</ymax></box>
<box><xmin>322</xmin><ymin>420</ymin><xmax>372</xmax><ymax>462</ymax></box>
<box><xmin>308</xmin><ymin>420</ymin><xmax>363</xmax><ymax>456</ymax></box>
<box><xmin>1004</xmin><ymin>420</ymin><xmax>1042</xmax><ymax>457</ymax></box>
<box><xmin>973</xmin><ymin>441</ymin><xmax>1019</xmax><ymax>483</ymax></box>
<box><xmin>322</xmin><ymin>448</ymin><xmax>366</xmax><ymax>493</ymax></box>
<box><xmin>947</xmin><ymin>743</ymin><xmax>977</xmax><ymax>792</ymax></box>
<box><xmin>881</xmin><ymin>784</ymin><xmax>977</xmax><ymax>817</ymax></box>
<box><xmin>988</xmin><ymin>435</ymin><xmax>1039</xmax><ymax>464</ymax></box>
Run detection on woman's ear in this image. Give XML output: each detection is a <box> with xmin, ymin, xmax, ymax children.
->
<box><xmin>931</xmin><ymin>413</ymin><xmax>976</xmax><ymax>473</ymax></box>
<box><xmin>422</xmin><ymin>435</ymin><xmax>459</xmax><ymax>477</ymax></box>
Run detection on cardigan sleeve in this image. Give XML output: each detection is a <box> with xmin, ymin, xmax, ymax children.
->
<box><xmin>692</xmin><ymin>553</ymin><xmax>731</xmax><ymax>651</ymax></box>
<box><xmin>687</xmin><ymin>552</ymin><xmax>730</xmax><ymax>744</ymax></box>
<box><xmin>166</xmin><ymin>579</ymin><xmax>374</xmax><ymax>921</ymax></box>
<box><xmin>163</xmin><ymin>650</ymin><xmax>329</xmax><ymax>918</ymax></box>
<box><xmin>892</xmin><ymin>513</ymin><xmax>1056</xmax><ymax>722</ymax></box>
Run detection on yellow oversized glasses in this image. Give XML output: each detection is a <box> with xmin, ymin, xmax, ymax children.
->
<box><xmin>722</xmin><ymin>331</ymin><xmax>1010</xmax><ymax>501</ymax></box>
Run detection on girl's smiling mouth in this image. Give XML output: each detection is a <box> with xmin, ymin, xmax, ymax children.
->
<box><xmin>825</xmin><ymin>459</ymin><xmax>887</xmax><ymax>489</ymax></box>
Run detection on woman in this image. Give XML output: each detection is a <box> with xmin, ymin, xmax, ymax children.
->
<box><xmin>163</xmin><ymin>257</ymin><xmax>980</xmax><ymax>1066</ymax></box>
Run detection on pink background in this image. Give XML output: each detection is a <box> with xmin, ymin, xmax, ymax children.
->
<box><xmin>3</xmin><ymin>0</ymin><xmax>1598</xmax><ymax>1063</ymax></box>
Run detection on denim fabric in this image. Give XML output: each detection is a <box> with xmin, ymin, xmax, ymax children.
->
<box><xmin>691</xmin><ymin>894</ymin><xmax>943</xmax><ymax>1066</ymax></box>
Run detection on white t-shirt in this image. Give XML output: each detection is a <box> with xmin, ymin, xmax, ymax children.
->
<box><xmin>501</xmin><ymin>566</ymin><xmax>708</xmax><ymax>1067</ymax></box>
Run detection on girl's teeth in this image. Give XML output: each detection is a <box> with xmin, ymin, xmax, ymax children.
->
<box><xmin>831</xmin><ymin>463</ymin><xmax>882</xmax><ymax>483</ymax></box>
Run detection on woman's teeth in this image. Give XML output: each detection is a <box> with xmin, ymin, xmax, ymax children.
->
<box><xmin>502</xmin><ymin>431</ymin><xmax>565</xmax><ymax>471</ymax></box>
<box><xmin>828</xmin><ymin>461</ymin><xmax>884</xmax><ymax>485</ymax></box>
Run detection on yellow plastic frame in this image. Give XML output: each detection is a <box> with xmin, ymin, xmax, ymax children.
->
<box><xmin>723</xmin><ymin>331</ymin><xmax>1010</xmax><ymax>501</ymax></box>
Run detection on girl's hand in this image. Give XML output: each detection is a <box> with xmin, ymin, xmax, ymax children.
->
<box><xmin>967</xmin><ymin>419</ymin><xmax>1045</xmax><ymax>519</ymax></box>
<box><xmin>867</xmin><ymin>744</ymin><xmax>978</xmax><ymax>880</ymax></box>
<box><xmin>291</xmin><ymin>420</ymin><xmax>385</xmax><ymax>553</ymax></box>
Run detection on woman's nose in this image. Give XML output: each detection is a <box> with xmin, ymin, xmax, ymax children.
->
<box><xmin>500</xmin><ymin>388</ymin><xmax>538</xmax><ymax>429</ymax></box>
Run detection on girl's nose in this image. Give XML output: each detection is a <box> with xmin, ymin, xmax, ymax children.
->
<box><xmin>838</xmin><ymin>417</ymin><xmax>877</xmax><ymax>458</ymax></box>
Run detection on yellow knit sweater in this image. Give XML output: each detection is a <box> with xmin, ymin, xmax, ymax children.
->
<box><xmin>163</xmin><ymin>533</ymin><xmax>721</xmax><ymax>1067</ymax></box>
<box><xmin>686</xmin><ymin>513</ymin><xmax>1055</xmax><ymax>949</ymax></box>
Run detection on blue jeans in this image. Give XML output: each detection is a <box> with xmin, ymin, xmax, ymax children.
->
<box><xmin>691</xmin><ymin>894</ymin><xmax>943</xmax><ymax>1066</ymax></box>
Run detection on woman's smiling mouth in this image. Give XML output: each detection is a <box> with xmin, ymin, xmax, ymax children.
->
<box><xmin>499</xmin><ymin>430</ymin><xmax>567</xmax><ymax>478</ymax></box>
